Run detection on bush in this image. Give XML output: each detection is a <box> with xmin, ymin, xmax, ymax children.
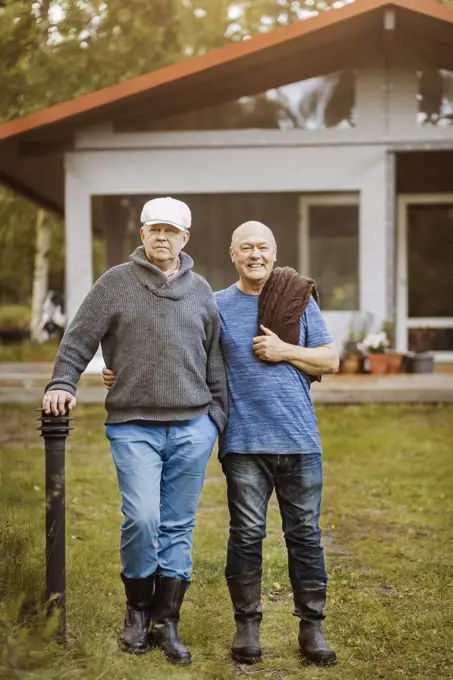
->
<box><xmin>0</xmin><ymin>305</ymin><xmax>30</xmax><ymax>342</ymax></box>
<box><xmin>0</xmin><ymin>305</ymin><xmax>31</xmax><ymax>331</ymax></box>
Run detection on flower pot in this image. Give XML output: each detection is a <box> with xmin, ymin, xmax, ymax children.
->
<box><xmin>404</xmin><ymin>352</ymin><xmax>435</xmax><ymax>374</ymax></box>
<box><xmin>340</xmin><ymin>355</ymin><xmax>362</xmax><ymax>374</ymax></box>
<box><xmin>386</xmin><ymin>352</ymin><xmax>403</xmax><ymax>374</ymax></box>
<box><xmin>368</xmin><ymin>353</ymin><xmax>388</xmax><ymax>374</ymax></box>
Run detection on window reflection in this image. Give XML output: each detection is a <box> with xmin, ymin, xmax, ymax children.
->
<box><xmin>308</xmin><ymin>204</ymin><xmax>359</xmax><ymax>312</ymax></box>
<box><xmin>417</xmin><ymin>68</ymin><xmax>453</xmax><ymax>126</ymax></box>
<box><xmin>407</xmin><ymin>205</ymin><xmax>453</xmax><ymax>318</ymax></box>
<box><xmin>117</xmin><ymin>70</ymin><xmax>356</xmax><ymax>132</ymax></box>
<box><xmin>408</xmin><ymin>328</ymin><xmax>453</xmax><ymax>352</ymax></box>
<box><xmin>94</xmin><ymin>193</ymin><xmax>299</xmax><ymax>291</ymax></box>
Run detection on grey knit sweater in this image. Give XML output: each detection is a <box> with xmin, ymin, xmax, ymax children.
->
<box><xmin>45</xmin><ymin>247</ymin><xmax>228</xmax><ymax>432</ymax></box>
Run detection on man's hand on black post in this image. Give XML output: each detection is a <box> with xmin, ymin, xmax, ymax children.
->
<box><xmin>42</xmin><ymin>390</ymin><xmax>77</xmax><ymax>415</ymax></box>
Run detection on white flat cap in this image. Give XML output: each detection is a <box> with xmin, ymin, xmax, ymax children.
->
<box><xmin>140</xmin><ymin>197</ymin><xmax>191</xmax><ymax>231</ymax></box>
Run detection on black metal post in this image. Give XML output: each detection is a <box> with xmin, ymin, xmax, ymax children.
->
<box><xmin>37</xmin><ymin>409</ymin><xmax>72</xmax><ymax>644</ymax></box>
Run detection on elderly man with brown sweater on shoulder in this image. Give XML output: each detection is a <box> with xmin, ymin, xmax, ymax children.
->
<box><xmin>215</xmin><ymin>221</ymin><xmax>339</xmax><ymax>667</ymax></box>
<box><xmin>42</xmin><ymin>197</ymin><xmax>227</xmax><ymax>665</ymax></box>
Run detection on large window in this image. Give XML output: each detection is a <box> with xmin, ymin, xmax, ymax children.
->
<box><xmin>301</xmin><ymin>198</ymin><xmax>359</xmax><ymax>311</ymax></box>
<box><xmin>417</xmin><ymin>68</ymin><xmax>453</xmax><ymax>127</ymax></box>
<box><xmin>93</xmin><ymin>193</ymin><xmax>360</xmax><ymax>309</ymax></box>
<box><xmin>397</xmin><ymin>197</ymin><xmax>453</xmax><ymax>356</ymax></box>
<box><xmin>115</xmin><ymin>70</ymin><xmax>357</xmax><ymax>133</ymax></box>
<box><xmin>407</xmin><ymin>205</ymin><xmax>453</xmax><ymax>318</ymax></box>
<box><xmin>92</xmin><ymin>193</ymin><xmax>299</xmax><ymax>291</ymax></box>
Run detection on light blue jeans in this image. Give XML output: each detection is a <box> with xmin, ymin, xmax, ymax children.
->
<box><xmin>106</xmin><ymin>415</ymin><xmax>217</xmax><ymax>581</ymax></box>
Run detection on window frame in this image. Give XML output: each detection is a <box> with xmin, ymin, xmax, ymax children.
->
<box><xmin>396</xmin><ymin>193</ymin><xmax>453</xmax><ymax>361</ymax></box>
<box><xmin>298</xmin><ymin>193</ymin><xmax>360</xmax><ymax>312</ymax></box>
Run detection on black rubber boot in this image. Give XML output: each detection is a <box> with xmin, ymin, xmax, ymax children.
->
<box><xmin>149</xmin><ymin>575</ymin><xmax>192</xmax><ymax>664</ymax></box>
<box><xmin>120</xmin><ymin>572</ymin><xmax>155</xmax><ymax>654</ymax></box>
<box><xmin>292</xmin><ymin>581</ymin><xmax>337</xmax><ymax>667</ymax></box>
<box><xmin>227</xmin><ymin>571</ymin><xmax>262</xmax><ymax>664</ymax></box>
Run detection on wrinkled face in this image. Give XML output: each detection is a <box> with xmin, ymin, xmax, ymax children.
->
<box><xmin>140</xmin><ymin>223</ymin><xmax>190</xmax><ymax>265</ymax></box>
<box><xmin>230</xmin><ymin>222</ymin><xmax>277</xmax><ymax>286</ymax></box>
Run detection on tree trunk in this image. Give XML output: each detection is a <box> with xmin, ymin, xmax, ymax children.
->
<box><xmin>30</xmin><ymin>210</ymin><xmax>51</xmax><ymax>341</ymax></box>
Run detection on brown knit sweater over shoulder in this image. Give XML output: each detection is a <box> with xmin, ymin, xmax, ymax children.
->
<box><xmin>258</xmin><ymin>266</ymin><xmax>321</xmax><ymax>383</ymax></box>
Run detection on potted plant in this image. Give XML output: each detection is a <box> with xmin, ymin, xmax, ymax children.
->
<box><xmin>340</xmin><ymin>335</ymin><xmax>362</xmax><ymax>374</ymax></box>
<box><xmin>339</xmin><ymin>313</ymin><xmax>371</xmax><ymax>374</ymax></box>
<box><xmin>381</xmin><ymin>319</ymin><xmax>403</xmax><ymax>374</ymax></box>
<box><xmin>404</xmin><ymin>328</ymin><xmax>435</xmax><ymax>374</ymax></box>
<box><xmin>357</xmin><ymin>331</ymin><xmax>390</xmax><ymax>374</ymax></box>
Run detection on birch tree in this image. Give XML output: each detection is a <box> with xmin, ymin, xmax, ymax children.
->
<box><xmin>30</xmin><ymin>210</ymin><xmax>52</xmax><ymax>341</ymax></box>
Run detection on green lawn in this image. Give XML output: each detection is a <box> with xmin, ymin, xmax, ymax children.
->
<box><xmin>1</xmin><ymin>404</ymin><xmax>452</xmax><ymax>680</ymax></box>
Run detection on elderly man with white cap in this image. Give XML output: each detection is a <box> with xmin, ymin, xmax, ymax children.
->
<box><xmin>42</xmin><ymin>197</ymin><xmax>228</xmax><ymax>664</ymax></box>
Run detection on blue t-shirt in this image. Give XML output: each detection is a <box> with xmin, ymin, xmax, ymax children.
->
<box><xmin>215</xmin><ymin>284</ymin><xmax>332</xmax><ymax>456</ymax></box>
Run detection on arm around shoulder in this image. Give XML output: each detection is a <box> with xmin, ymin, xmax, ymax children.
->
<box><xmin>204</xmin><ymin>294</ymin><xmax>228</xmax><ymax>433</ymax></box>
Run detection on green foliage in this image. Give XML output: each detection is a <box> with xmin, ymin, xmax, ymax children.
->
<box><xmin>0</xmin><ymin>187</ymin><xmax>64</xmax><ymax>305</ymax></box>
<box><xmin>0</xmin><ymin>189</ymin><xmax>37</xmax><ymax>304</ymax></box>
<box><xmin>0</xmin><ymin>304</ymin><xmax>30</xmax><ymax>331</ymax></box>
<box><xmin>0</xmin><ymin>1</ymin><xmax>188</xmax><ymax>121</ymax></box>
<box><xmin>381</xmin><ymin>319</ymin><xmax>395</xmax><ymax>349</ymax></box>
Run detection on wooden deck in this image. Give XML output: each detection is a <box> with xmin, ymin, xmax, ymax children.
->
<box><xmin>0</xmin><ymin>363</ymin><xmax>451</xmax><ymax>404</ymax></box>
<box><xmin>311</xmin><ymin>373</ymin><xmax>453</xmax><ymax>403</ymax></box>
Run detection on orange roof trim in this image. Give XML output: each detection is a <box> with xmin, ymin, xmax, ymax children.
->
<box><xmin>0</xmin><ymin>0</ymin><xmax>452</xmax><ymax>142</ymax></box>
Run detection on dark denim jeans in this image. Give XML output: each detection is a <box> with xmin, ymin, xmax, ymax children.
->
<box><xmin>222</xmin><ymin>453</ymin><xmax>327</xmax><ymax>586</ymax></box>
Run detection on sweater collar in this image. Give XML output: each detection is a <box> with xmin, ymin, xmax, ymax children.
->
<box><xmin>130</xmin><ymin>246</ymin><xmax>194</xmax><ymax>300</ymax></box>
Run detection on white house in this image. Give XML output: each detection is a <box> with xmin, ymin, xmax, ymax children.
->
<box><xmin>0</xmin><ymin>0</ymin><xmax>452</xmax><ymax>365</ymax></box>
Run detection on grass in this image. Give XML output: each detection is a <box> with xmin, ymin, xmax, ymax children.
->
<box><xmin>0</xmin><ymin>404</ymin><xmax>452</xmax><ymax>680</ymax></box>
